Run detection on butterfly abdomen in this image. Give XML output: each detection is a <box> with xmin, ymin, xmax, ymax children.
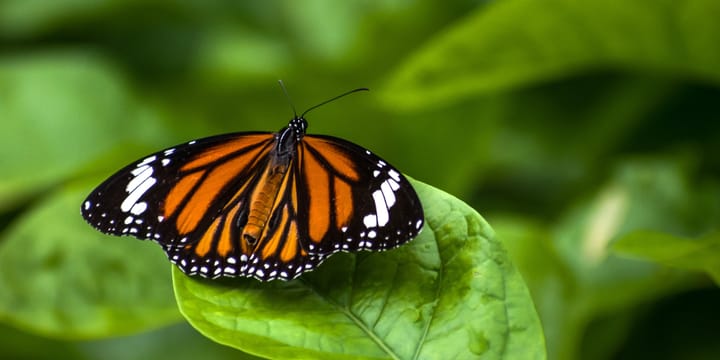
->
<box><xmin>242</xmin><ymin>160</ymin><xmax>291</xmax><ymax>245</ymax></box>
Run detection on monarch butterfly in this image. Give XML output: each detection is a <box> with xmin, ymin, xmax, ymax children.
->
<box><xmin>81</xmin><ymin>87</ymin><xmax>424</xmax><ymax>281</ymax></box>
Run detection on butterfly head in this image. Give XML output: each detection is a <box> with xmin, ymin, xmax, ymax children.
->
<box><xmin>290</xmin><ymin>116</ymin><xmax>308</xmax><ymax>138</ymax></box>
<box><xmin>275</xmin><ymin>116</ymin><xmax>307</xmax><ymax>156</ymax></box>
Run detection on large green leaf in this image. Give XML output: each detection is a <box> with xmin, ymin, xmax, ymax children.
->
<box><xmin>174</xmin><ymin>179</ymin><xmax>545</xmax><ymax>359</ymax></box>
<box><xmin>381</xmin><ymin>0</ymin><xmax>720</xmax><ymax>110</ymax></box>
<box><xmin>0</xmin><ymin>183</ymin><xmax>181</xmax><ymax>339</ymax></box>
<box><xmin>613</xmin><ymin>230</ymin><xmax>720</xmax><ymax>284</ymax></box>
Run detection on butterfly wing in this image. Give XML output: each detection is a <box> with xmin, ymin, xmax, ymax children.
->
<box><xmin>296</xmin><ymin>135</ymin><xmax>424</xmax><ymax>256</ymax></box>
<box><xmin>81</xmin><ymin>132</ymin><xmax>274</xmax><ymax>249</ymax></box>
<box><xmin>82</xmin><ymin>130</ymin><xmax>424</xmax><ymax>282</ymax></box>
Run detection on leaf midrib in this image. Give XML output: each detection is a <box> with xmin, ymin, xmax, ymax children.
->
<box><xmin>300</xmin><ymin>277</ymin><xmax>401</xmax><ymax>360</ymax></box>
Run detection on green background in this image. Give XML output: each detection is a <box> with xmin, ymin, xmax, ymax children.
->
<box><xmin>1</xmin><ymin>0</ymin><xmax>719</xmax><ymax>359</ymax></box>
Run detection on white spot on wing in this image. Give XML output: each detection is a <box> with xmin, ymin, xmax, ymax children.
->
<box><xmin>139</xmin><ymin>155</ymin><xmax>157</xmax><ymax>166</ymax></box>
<box><xmin>388</xmin><ymin>169</ymin><xmax>401</xmax><ymax>182</ymax></box>
<box><xmin>121</xmin><ymin>176</ymin><xmax>157</xmax><ymax>213</ymax></box>
<box><xmin>372</xmin><ymin>190</ymin><xmax>389</xmax><ymax>227</ymax></box>
<box><xmin>130</xmin><ymin>202</ymin><xmax>147</xmax><ymax>215</ymax></box>
<box><xmin>363</xmin><ymin>214</ymin><xmax>377</xmax><ymax>228</ymax></box>
<box><xmin>127</xmin><ymin>165</ymin><xmax>153</xmax><ymax>191</ymax></box>
<box><xmin>388</xmin><ymin>178</ymin><xmax>400</xmax><ymax>191</ymax></box>
<box><xmin>380</xmin><ymin>181</ymin><xmax>396</xmax><ymax>208</ymax></box>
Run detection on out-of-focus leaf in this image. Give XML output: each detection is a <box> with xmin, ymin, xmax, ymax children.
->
<box><xmin>193</xmin><ymin>25</ymin><xmax>290</xmax><ymax>83</ymax></box>
<box><xmin>174</xmin><ymin>179</ymin><xmax>546</xmax><ymax>359</ymax></box>
<box><xmin>382</xmin><ymin>0</ymin><xmax>720</xmax><ymax>110</ymax></box>
<box><xmin>494</xmin><ymin>155</ymin><xmax>716</xmax><ymax>360</ymax></box>
<box><xmin>613</xmin><ymin>230</ymin><xmax>720</xmax><ymax>284</ymax></box>
<box><xmin>0</xmin><ymin>0</ymin><xmax>120</xmax><ymax>37</ymax></box>
<box><xmin>555</xmin><ymin>156</ymin><xmax>718</xmax><ymax>272</ymax></box>
<box><xmin>0</xmin><ymin>323</ymin><xmax>85</xmax><ymax>360</ymax></box>
<box><xmin>382</xmin><ymin>75</ymin><xmax>676</xmax><ymax>208</ymax></box>
<box><xmin>0</xmin><ymin>183</ymin><xmax>181</xmax><ymax>339</ymax></box>
<box><xmin>0</xmin><ymin>320</ymin><xmax>260</xmax><ymax>360</ymax></box>
<box><xmin>282</xmin><ymin>1</ymin><xmax>360</xmax><ymax>61</ymax></box>
<box><xmin>79</xmin><ymin>322</ymin><xmax>260</xmax><ymax>360</ymax></box>
<box><xmin>0</xmin><ymin>52</ymin><xmax>165</xmax><ymax>209</ymax></box>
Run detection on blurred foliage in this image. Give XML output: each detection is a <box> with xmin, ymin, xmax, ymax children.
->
<box><xmin>0</xmin><ymin>0</ymin><xmax>718</xmax><ymax>359</ymax></box>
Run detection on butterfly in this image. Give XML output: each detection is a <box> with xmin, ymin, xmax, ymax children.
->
<box><xmin>81</xmin><ymin>87</ymin><xmax>424</xmax><ymax>281</ymax></box>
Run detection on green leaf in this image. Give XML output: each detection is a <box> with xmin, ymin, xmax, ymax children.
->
<box><xmin>0</xmin><ymin>52</ymin><xmax>166</xmax><ymax>209</ymax></box>
<box><xmin>613</xmin><ymin>230</ymin><xmax>720</xmax><ymax>284</ymax></box>
<box><xmin>381</xmin><ymin>0</ymin><xmax>720</xmax><ymax>110</ymax></box>
<box><xmin>0</xmin><ymin>183</ymin><xmax>181</xmax><ymax>339</ymax></box>
<box><xmin>174</xmin><ymin>179</ymin><xmax>545</xmax><ymax>360</ymax></box>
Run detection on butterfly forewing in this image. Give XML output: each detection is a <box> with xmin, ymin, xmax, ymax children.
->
<box><xmin>81</xmin><ymin>116</ymin><xmax>424</xmax><ymax>282</ymax></box>
<box><xmin>81</xmin><ymin>132</ymin><xmax>273</xmax><ymax>246</ymax></box>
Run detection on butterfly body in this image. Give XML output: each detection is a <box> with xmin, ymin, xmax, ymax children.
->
<box><xmin>82</xmin><ymin>114</ymin><xmax>423</xmax><ymax>281</ymax></box>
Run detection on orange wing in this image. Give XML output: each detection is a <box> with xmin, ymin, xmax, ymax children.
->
<box><xmin>294</xmin><ymin>135</ymin><xmax>424</xmax><ymax>256</ymax></box>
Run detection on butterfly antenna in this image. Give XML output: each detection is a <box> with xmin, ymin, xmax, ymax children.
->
<box><xmin>300</xmin><ymin>87</ymin><xmax>369</xmax><ymax>118</ymax></box>
<box><xmin>278</xmin><ymin>80</ymin><xmax>299</xmax><ymax>118</ymax></box>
